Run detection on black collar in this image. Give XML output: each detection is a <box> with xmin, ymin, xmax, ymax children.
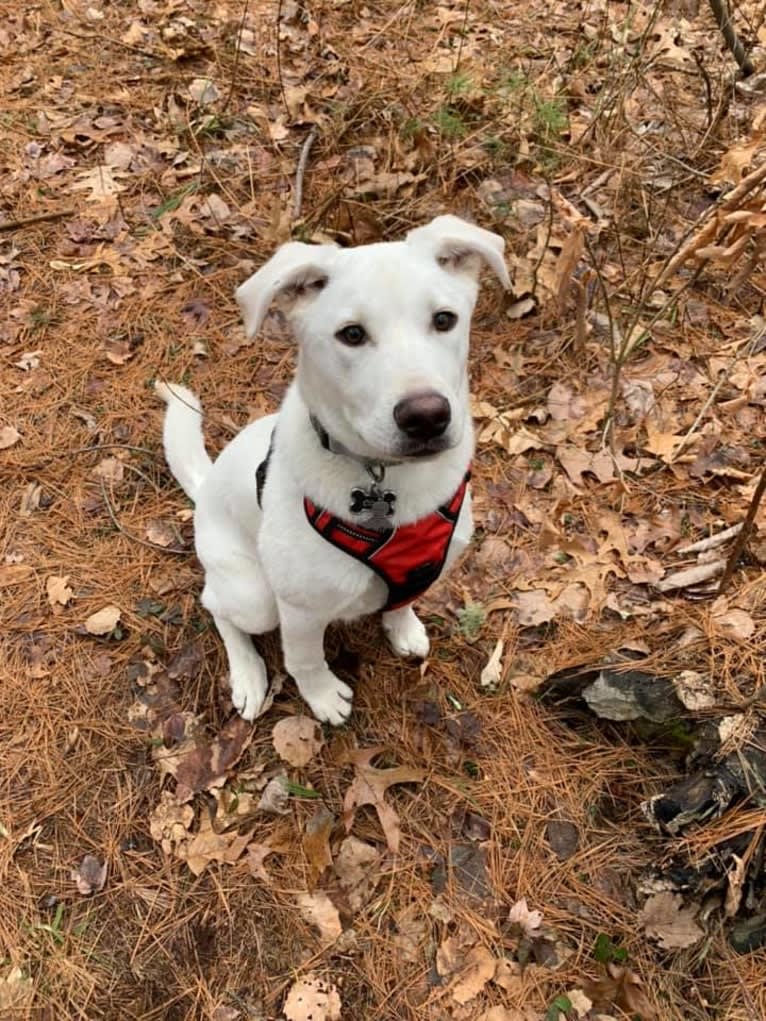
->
<box><xmin>308</xmin><ymin>413</ymin><xmax>401</xmax><ymax>472</ymax></box>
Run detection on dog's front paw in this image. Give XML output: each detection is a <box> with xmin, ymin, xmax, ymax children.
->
<box><xmin>297</xmin><ymin>669</ymin><xmax>353</xmax><ymax>726</ymax></box>
<box><xmin>383</xmin><ymin>607</ymin><xmax>430</xmax><ymax>659</ymax></box>
<box><xmin>230</xmin><ymin>665</ymin><xmax>268</xmax><ymax>721</ymax></box>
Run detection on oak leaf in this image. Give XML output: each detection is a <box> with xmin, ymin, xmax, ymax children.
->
<box><xmin>342</xmin><ymin>747</ymin><xmax>425</xmax><ymax>853</ymax></box>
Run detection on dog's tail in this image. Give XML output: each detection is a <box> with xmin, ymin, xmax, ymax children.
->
<box><xmin>154</xmin><ymin>382</ymin><xmax>212</xmax><ymax>501</ymax></box>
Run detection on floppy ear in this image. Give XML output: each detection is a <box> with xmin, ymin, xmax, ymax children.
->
<box><xmin>235</xmin><ymin>241</ymin><xmax>337</xmax><ymax>339</ymax></box>
<box><xmin>406</xmin><ymin>214</ymin><xmax>510</xmax><ymax>289</ymax></box>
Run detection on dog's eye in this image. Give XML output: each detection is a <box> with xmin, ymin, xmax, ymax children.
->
<box><xmin>433</xmin><ymin>310</ymin><xmax>457</xmax><ymax>332</ymax></box>
<box><xmin>335</xmin><ymin>324</ymin><xmax>367</xmax><ymax>346</ymax></box>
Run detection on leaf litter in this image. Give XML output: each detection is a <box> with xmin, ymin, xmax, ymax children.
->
<box><xmin>4</xmin><ymin>0</ymin><xmax>766</xmax><ymax>1017</ymax></box>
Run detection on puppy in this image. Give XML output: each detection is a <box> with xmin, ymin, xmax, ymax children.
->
<box><xmin>156</xmin><ymin>215</ymin><xmax>509</xmax><ymax>724</ymax></box>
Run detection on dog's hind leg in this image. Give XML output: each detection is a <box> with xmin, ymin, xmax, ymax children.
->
<box><xmin>209</xmin><ymin>615</ymin><xmax>268</xmax><ymax>720</ymax></box>
<box><xmin>382</xmin><ymin>605</ymin><xmax>430</xmax><ymax>659</ymax></box>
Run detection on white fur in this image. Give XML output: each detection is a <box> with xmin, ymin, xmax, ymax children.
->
<box><xmin>156</xmin><ymin>215</ymin><xmax>508</xmax><ymax>724</ymax></box>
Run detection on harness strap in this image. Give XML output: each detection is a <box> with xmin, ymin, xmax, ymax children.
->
<box><xmin>304</xmin><ymin>469</ymin><xmax>471</xmax><ymax>611</ymax></box>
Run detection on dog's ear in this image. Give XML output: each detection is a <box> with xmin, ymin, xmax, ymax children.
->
<box><xmin>406</xmin><ymin>214</ymin><xmax>510</xmax><ymax>289</ymax></box>
<box><xmin>235</xmin><ymin>242</ymin><xmax>336</xmax><ymax>339</ymax></box>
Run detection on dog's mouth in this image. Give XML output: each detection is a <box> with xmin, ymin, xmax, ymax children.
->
<box><xmin>396</xmin><ymin>436</ymin><xmax>453</xmax><ymax>460</ymax></box>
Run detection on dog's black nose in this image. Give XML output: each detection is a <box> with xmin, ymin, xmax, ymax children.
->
<box><xmin>394</xmin><ymin>392</ymin><xmax>451</xmax><ymax>441</ymax></box>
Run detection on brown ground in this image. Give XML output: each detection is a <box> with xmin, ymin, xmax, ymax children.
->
<box><xmin>2</xmin><ymin>1</ymin><xmax>766</xmax><ymax>1019</ymax></box>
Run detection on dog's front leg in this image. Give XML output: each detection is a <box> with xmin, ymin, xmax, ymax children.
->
<box><xmin>382</xmin><ymin>605</ymin><xmax>430</xmax><ymax>659</ymax></box>
<box><xmin>277</xmin><ymin>600</ymin><xmax>353</xmax><ymax>725</ymax></box>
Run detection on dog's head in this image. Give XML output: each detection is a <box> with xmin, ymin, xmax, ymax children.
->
<box><xmin>236</xmin><ymin>215</ymin><xmax>509</xmax><ymax>462</ymax></box>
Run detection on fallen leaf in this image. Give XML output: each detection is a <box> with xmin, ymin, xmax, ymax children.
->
<box><xmin>711</xmin><ymin>606</ymin><xmax>755</xmax><ymax>641</ymax></box>
<box><xmin>189</xmin><ymin>77</ymin><xmax>220</xmax><ymax>105</ymax></box>
<box><xmin>91</xmin><ymin>457</ymin><xmax>124</xmax><ymax>483</ymax></box>
<box><xmin>393</xmin><ymin>903</ymin><xmax>428</xmax><ymax>963</ymax></box>
<box><xmin>725</xmin><ymin>853</ymin><xmax>746</xmax><ymax>917</ymax></box>
<box><xmin>19</xmin><ymin>482</ymin><xmax>42</xmax><ymax>516</ymax></box>
<box><xmin>0</xmin><ymin>966</ymin><xmax>33</xmax><ymax>1013</ymax></box>
<box><xmin>450</xmin><ymin>944</ymin><xmax>497</xmax><ymax>1005</ymax></box>
<box><xmin>303</xmin><ymin>806</ymin><xmax>334</xmax><ymax>889</ymax></box>
<box><xmin>342</xmin><ymin>747</ymin><xmax>425</xmax><ymax>853</ymax></box>
<box><xmin>245</xmin><ymin>841</ymin><xmax>276</xmax><ymax>883</ymax></box>
<box><xmin>0</xmin><ymin>425</ymin><xmax>20</xmax><ymax>449</ymax></box>
<box><xmin>508</xmin><ymin>898</ymin><xmax>543</xmax><ymax>938</ymax></box>
<box><xmin>46</xmin><ymin>575</ymin><xmax>73</xmax><ymax>607</ymax></box>
<box><xmin>258</xmin><ymin>775</ymin><xmax>291</xmax><ymax>815</ymax></box>
<box><xmin>673</xmin><ymin>670</ymin><xmax>715</xmax><ymax>711</ymax></box>
<box><xmin>149</xmin><ymin>792</ymin><xmax>195</xmax><ymax>855</ymax></box>
<box><xmin>583</xmin><ymin>963</ymin><xmax>656</xmax><ymax>1020</ymax></box>
<box><xmin>145</xmin><ymin>519</ymin><xmax>180</xmax><ymax>548</ymax></box>
<box><xmin>297</xmin><ymin>891</ymin><xmax>342</xmax><ymax>946</ymax></box>
<box><xmin>565</xmin><ymin>988</ymin><xmax>593</xmax><ymax>1015</ymax></box>
<box><xmin>71</xmin><ymin>165</ymin><xmax>126</xmax><ymax>203</ymax></box>
<box><xmin>640</xmin><ymin>892</ymin><xmax>703</xmax><ymax>949</ymax></box>
<box><xmin>84</xmin><ymin>604</ymin><xmax>121</xmax><ymax>636</ymax></box>
<box><xmin>272</xmin><ymin>715</ymin><xmax>324</xmax><ymax>767</ymax></box>
<box><xmin>179</xmin><ymin>812</ymin><xmax>252</xmax><ymax>877</ymax></box>
<box><xmin>71</xmin><ymin>854</ymin><xmax>107</xmax><ymax>895</ymax></box>
<box><xmin>480</xmin><ymin>639</ymin><xmax>504</xmax><ymax>691</ymax></box>
<box><xmin>512</xmin><ymin>590</ymin><xmax>556</xmax><ymax>627</ymax></box>
<box><xmin>163</xmin><ymin>716</ymin><xmax>254</xmax><ymax>801</ymax></box>
<box><xmin>334</xmin><ymin>835</ymin><xmax>380</xmax><ymax>912</ymax></box>
<box><xmin>283</xmin><ymin>974</ymin><xmax>341</xmax><ymax>1021</ymax></box>
<box><xmin>545</xmin><ymin>819</ymin><xmax>579</xmax><ymax>860</ymax></box>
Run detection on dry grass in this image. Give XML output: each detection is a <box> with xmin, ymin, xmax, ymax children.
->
<box><xmin>2</xmin><ymin>1</ymin><xmax>766</xmax><ymax>1019</ymax></box>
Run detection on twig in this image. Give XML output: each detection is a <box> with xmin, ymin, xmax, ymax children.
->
<box><xmin>221</xmin><ymin>0</ymin><xmax>250</xmax><ymax>114</ymax></box>
<box><xmin>99</xmin><ymin>479</ymin><xmax>190</xmax><ymax>556</ymax></box>
<box><xmin>652</xmin><ymin>159</ymin><xmax>766</xmax><ymax>294</ymax></box>
<box><xmin>718</xmin><ymin>466</ymin><xmax>766</xmax><ymax>593</ymax></box>
<box><xmin>669</xmin><ymin>324</ymin><xmax>765</xmax><ymax>463</ymax></box>
<box><xmin>656</xmin><ymin>560</ymin><xmax>726</xmax><ymax>593</ymax></box>
<box><xmin>275</xmin><ymin>0</ymin><xmax>290</xmax><ymax>117</ymax></box>
<box><xmin>293</xmin><ymin>125</ymin><xmax>319</xmax><ymax>220</ymax></box>
<box><xmin>678</xmin><ymin>522</ymin><xmax>743</xmax><ymax>555</ymax></box>
<box><xmin>707</xmin><ymin>0</ymin><xmax>755</xmax><ymax>77</ymax></box>
<box><xmin>0</xmin><ymin>208</ymin><xmax>75</xmax><ymax>233</ymax></box>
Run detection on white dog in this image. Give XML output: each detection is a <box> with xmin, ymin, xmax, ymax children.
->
<box><xmin>156</xmin><ymin>215</ymin><xmax>509</xmax><ymax>724</ymax></box>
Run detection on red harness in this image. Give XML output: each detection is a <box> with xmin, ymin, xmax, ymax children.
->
<box><xmin>304</xmin><ymin>470</ymin><xmax>470</xmax><ymax>611</ymax></box>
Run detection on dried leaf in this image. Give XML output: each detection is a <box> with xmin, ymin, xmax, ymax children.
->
<box><xmin>71</xmin><ymin>854</ymin><xmax>107</xmax><ymax>895</ymax></box>
<box><xmin>245</xmin><ymin>841</ymin><xmax>276</xmax><ymax>883</ymax></box>
<box><xmin>46</xmin><ymin>575</ymin><xmax>73</xmax><ymax>607</ymax></box>
<box><xmin>0</xmin><ymin>967</ymin><xmax>33</xmax><ymax>1013</ymax></box>
<box><xmin>711</xmin><ymin>606</ymin><xmax>755</xmax><ymax>641</ymax></box>
<box><xmin>508</xmin><ymin>897</ymin><xmax>543</xmax><ymax>938</ymax></box>
<box><xmin>165</xmin><ymin>716</ymin><xmax>254</xmax><ymax>801</ymax></box>
<box><xmin>342</xmin><ymin>747</ymin><xmax>425</xmax><ymax>853</ymax></box>
<box><xmin>179</xmin><ymin>812</ymin><xmax>251</xmax><ymax>877</ymax></box>
<box><xmin>0</xmin><ymin>426</ymin><xmax>20</xmax><ymax>449</ymax></box>
<box><xmin>512</xmin><ymin>590</ymin><xmax>556</xmax><ymax>627</ymax></box>
<box><xmin>145</xmin><ymin>519</ymin><xmax>180</xmax><ymax>548</ymax></box>
<box><xmin>272</xmin><ymin>715</ymin><xmax>324</xmax><ymax>767</ymax></box>
<box><xmin>71</xmin><ymin>165</ymin><xmax>126</xmax><ymax>203</ymax></box>
<box><xmin>725</xmin><ymin>854</ymin><xmax>746</xmax><ymax>918</ymax></box>
<box><xmin>640</xmin><ymin>892</ymin><xmax>703</xmax><ymax>949</ymax></box>
<box><xmin>84</xmin><ymin>604</ymin><xmax>121</xmax><ymax>636</ymax></box>
<box><xmin>91</xmin><ymin>457</ymin><xmax>124</xmax><ymax>483</ymax></box>
<box><xmin>583</xmin><ymin>963</ymin><xmax>656</xmax><ymax>1020</ymax></box>
<box><xmin>297</xmin><ymin>891</ymin><xmax>342</xmax><ymax>946</ymax></box>
<box><xmin>303</xmin><ymin>806</ymin><xmax>334</xmax><ymax>889</ymax></box>
<box><xmin>188</xmin><ymin>77</ymin><xmax>220</xmax><ymax>105</ymax></box>
<box><xmin>149</xmin><ymin>792</ymin><xmax>195</xmax><ymax>855</ymax></box>
<box><xmin>334</xmin><ymin>835</ymin><xmax>380</xmax><ymax>912</ymax></box>
<box><xmin>258</xmin><ymin>775</ymin><xmax>290</xmax><ymax>815</ymax></box>
<box><xmin>450</xmin><ymin>944</ymin><xmax>497</xmax><ymax>1005</ymax></box>
<box><xmin>480</xmin><ymin>639</ymin><xmax>504</xmax><ymax>691</ymax></box>
<box><xmin>283</xmin><ymin>975</ymin><xmax>341</xmax><ymax>1021</ymax></box>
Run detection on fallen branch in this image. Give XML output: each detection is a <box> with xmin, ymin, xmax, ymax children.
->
<box><xmin>656</xmin><ymin>560</ymin><xmax>726</xmax><ymax>593</ymax></box>
<box><xmin>707</xmin><ymin>0</ymin><xmax>755</xmax><ymax>77</ymax></box>
<box><xmin>678</xmin><ymin>522</ymin><xmax>743</xmax><ymax>555</ymax></box>
<box><xmin>0</xmin><ymin>208</ymin><xmax>75</xmax><ymax>233</ymax></box>
<box><xmin>652</xmin><ymin>159</ymin><xmax>766</xmax><ymax>294</ymax></box>
<box><xmin>718</xmin><ymin>466</ymin><xmax>766</xmax><ymax>593</ymax></box>
<box><xmin>293</xmin><ymin>125</ymin><xmax>319</xmax><ymax>220</ymax></box>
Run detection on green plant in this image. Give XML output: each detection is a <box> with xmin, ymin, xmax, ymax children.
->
<box><xmin>593</xmin><ymin>932</ymin><xmax>628</xmax><ymax>964</ymax></box>
<box><xmin>545</xmin><ymin>994</ymin><xmax>572</xmax><ymax>1021</ymax></box>
<box><xmin>456</xmin><ymin>602</ymin><xmax>485</xmax><ymax>640</ymax></box>
<box><xmin>433</xmin><ymin>106</ymin><xmax>467</xmax><ymax>139</ymax></box>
